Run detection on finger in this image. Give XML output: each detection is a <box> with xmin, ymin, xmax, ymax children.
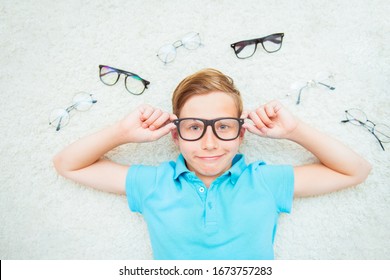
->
<box><xmin>149</xmin><ymin>112</ymin><xmax>170</xmax><ymax>130</ymax></box>
<box><xmin>265</xmin><ymin>100</ymin><xmax>283</xmax><ymax>117</ymax></box>
<box><xmin>240</xmin><ymin>110</ymin><xmax>249</xmax><ymax>119</ymax></box>
<box><xmin>248</xmin><ymin>111</ymin><xmax>266</xmax><ymax>130</ymax></box>
<box><xmin>256</xmin><ymin>106</ymin><xmax>274</xmax><ymax>128</ymax></box>
<box><xmin>142</xmin><ymin>109</ymin><xmax>163</xmax><ymax>128</ymax></box>
<box><xmin>264</xmin><ymin>103</ymin><xmax>276</xmax><ymax>118</ymax></box>
<box><xmin>242</xmin><ymin>121</ymin><xmax>268</xmax><ymax>137</ymax></box>
<box><xmin>150</xmin><ymin>122</ymin><xmax>176</xmax><ymax>141</ymax></box>
<box><xmin>170</xmin><ymin>114</ymin><xmax>178</xmax><ymax>121</ymax></box>
<box><xmin>140</xmin><ymin>106</ymin><xmax>155</xmax><ymax>121</ymax></box>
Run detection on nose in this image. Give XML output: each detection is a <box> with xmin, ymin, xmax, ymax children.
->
<box><xmin>201</xmin><ymin>126</ymin><xmax>218</xmax><ymax>150</ymax></box>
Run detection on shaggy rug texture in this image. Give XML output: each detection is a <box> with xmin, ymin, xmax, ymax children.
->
<box><xmin>0</xmin><ymin>0</ymin><xmax>389</xmax><ymax>259</ymax></box>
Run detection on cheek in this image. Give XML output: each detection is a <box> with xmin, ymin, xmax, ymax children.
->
<box><xmin>223</xmin><ymin>139</ymin><xmax>241</xmax><ymax>151</ymax></box>
<box><xmin>177</xmin><ymin>140</ymin><xmax>196</xmax><ymax>154</ymax></box>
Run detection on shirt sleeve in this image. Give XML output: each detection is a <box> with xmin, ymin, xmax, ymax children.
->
<box><xmin>255</xmin><ymin>163</ymin><xmax>295</xmax><ymax>213</ymax></box>
<box><xmin>126</xmin><ymin>164</ymin><xmax>157</xmax><ymax>214</ymax></box>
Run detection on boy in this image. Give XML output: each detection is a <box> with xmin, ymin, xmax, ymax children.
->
<box><xmin>53</xmin><ymin>68</ymin><xmax>371</xmax><ymax>259</ymax></box>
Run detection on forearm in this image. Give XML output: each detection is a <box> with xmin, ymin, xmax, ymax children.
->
<box><xmin>53</xmin><ymin>122</ymin><xmax>125</xmax><ymax>174</ymax></box>
<box><xmin>288</xmin><ymin>121</ymin><xmax>371</xmax><ymax>181</ymax></box>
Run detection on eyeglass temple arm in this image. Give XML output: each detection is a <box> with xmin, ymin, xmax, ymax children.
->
<box><xmin>54</xmin><ymin>116</ymin><xmax>64</xmax><ymax>131</ymax></box>
<box><xmin>370</xmin><ymin>131</ymin><xmax>386</xmax><ymax>151</ymax></box>
<box><xmin>318</xmin><ymin>82</ymin><xmax>336</xmax><ymax>90</ymax></box>
<box><xmin>100</xmin><ymin>70</ymin><xmax>118</xmax><ymax>77</ymax></box>
<box><xmin>296</xmin><ymin>85</ymin><xmax>308</xmax><ymax>105</ymax></box>
<box><xmin>232</xmin><ymin>44</ymin><xmax>245</xmax><ymax>54</ymax></box>
<box><xmin>263</xmin><ymin>37</ymin><xmax>282</xmax><ymax>44</ymax></box>
<box><xmin>101</xmin><ymin>67</ymin><xmax>147</xmax><ymax>83</ymax></box>
<box><xmin>341</xmin><ymin>119</ymin><xmax>385</xmax><ymax>151</ymax></box>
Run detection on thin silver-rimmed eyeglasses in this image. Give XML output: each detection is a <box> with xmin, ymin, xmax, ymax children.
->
<box><xmin>341</xmin><ymin>108</ymin><xmax>390</xmax><ymax>151</ymax></box>
<box><xmin>49</xmin><ymin>92</ymin><xmax>97</xmax><ymax>131</ymax></box>
<box><xmin>157</xmin><ymin>32</ymin><xmax>202</xmax><ymax>64</ymax></box>
<box><xmin>289</xmin><ymin>72</ymin><xmax>336</xmax><ymax>105</ymax></box>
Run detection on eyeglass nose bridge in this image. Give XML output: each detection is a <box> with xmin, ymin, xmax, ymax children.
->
<box><xmin>196</xmin><ymin>119</ymin><xmax>217</xmax><ymax>139</ymax></box>
<box><xmin>307</xmin><ymin>80</ymin><xmax>317</xmax><ymax>87</ymax></box>
<box><xmin>173</xmin><ymin>40</ymin><xmax>183</xmax><ymax>48</ymax></box>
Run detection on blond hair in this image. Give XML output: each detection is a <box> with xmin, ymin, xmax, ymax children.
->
<box><xmin>172</xmin><ymin>68</ymin><xmax>243</xmax><ymax>117</ymax></box>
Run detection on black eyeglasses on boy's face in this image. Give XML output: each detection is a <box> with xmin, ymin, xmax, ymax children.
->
<box><xmin>230</xmin><ymin>33</ymin><xmax>284</xmax><ymax>59</ymax></box>
<box><xmin>99</xmin><ymin>65</ymin><xmax>150</xmax><ymax>95</ymax></box>
<box><xmin>173</xmin><ymin>117</ymin><xmax>245</xmax><ymax>141</ymax></box>
<box><xmin>341</xmin><ymin>108</ymin><xmax>390</xmax><ymax>151</ymax></box>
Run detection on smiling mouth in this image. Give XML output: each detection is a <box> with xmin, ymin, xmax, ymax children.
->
<box><xmin>198</xmin><ymin>155</ymin><xmax>223</xmax><ymax>161</ymax></box>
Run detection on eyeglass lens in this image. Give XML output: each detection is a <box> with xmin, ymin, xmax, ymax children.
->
<box><xmin>99</xmin><ymin>65</ymin><xmax>147</xmax><ymax>95</ymax></box>
<box><xmin>262</xmin><ymin>34</ymin><xmax>284</xmax><ymax>52</ymax></box>
<box><xmin>233</xmin><ymin>41</ymin><xmax>257</xmax><ymax>59</ymax></box>
<box><xmin>176</xmin><ymin>118</ymin><xmax>242</xmax><ymax>141</ymax></box>
<box><xmin>49</xmin><ymin>92</ymin><xmax>96</xmax><ymax>131</ymax></box>
<box><xmin>157</xmin><ymin>32</ymin><xmax>201</xmax><ymax>64</ymax></box>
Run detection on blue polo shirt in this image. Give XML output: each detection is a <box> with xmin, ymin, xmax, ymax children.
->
<box><xmin>126</xmin><ymin>154</ymin><xmax>294</xmax><ymax>260</ymax></box>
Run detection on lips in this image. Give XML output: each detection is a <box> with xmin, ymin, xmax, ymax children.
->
<box><xmin>197</xmin><ymin>155</ymin><xmax>223</xmax><ymax>161</ymax></box>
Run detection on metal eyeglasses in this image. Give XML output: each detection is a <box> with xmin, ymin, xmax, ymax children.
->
<box><xmin>341</xmin><ymin>108</ymin><xmax>390</xmax><ymax>151</ymax></box>
<box><xmin>289</xmin><ymin>72</ymin><xmax>336</xmax><ymax>105</ymax></box>
<box><xmin>49</xmin><ymin>92</ymin><xmax>97</xmax><ymax>131</ymax></box>
<box><xmin>157</xmin><ymin>32</ymin><xmax>202</xmax><ymax>64</ymax></box>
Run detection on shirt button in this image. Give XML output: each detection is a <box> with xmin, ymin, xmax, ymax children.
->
<box><xmin>199</xmin><ymin>187</ymin><xmax>205</xmax><ymax>193</ymax></box>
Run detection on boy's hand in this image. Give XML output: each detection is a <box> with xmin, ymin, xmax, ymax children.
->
<box><xmin>242</xmin><ymin>100</ymin><xmax>299</xmax><ymax>139</ymax></box>
<box><xmin>118</xmin><ymin>105</ymin><xmax>176</xmax><ymax>143</ymax></box>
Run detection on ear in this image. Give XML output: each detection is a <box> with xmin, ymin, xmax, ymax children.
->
<box><xmin>238</xmin><ymin>127</ymin><xmax>246</xmax><ymax>144</ymax></box>
<box><xmin>171</xmin><ymin>129</ymin><xmax>180</xmax><ymax>146</ymax></box>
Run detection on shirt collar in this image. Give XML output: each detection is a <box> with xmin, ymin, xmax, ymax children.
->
<box><xmin>173</xmin><ymin>153</ymin><xmax>247</xmax><ymax>185</ymax></box>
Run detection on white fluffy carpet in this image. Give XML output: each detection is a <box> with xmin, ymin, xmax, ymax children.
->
<box><xmin>0</xmin><ymin>0</ymin><xmax>389</xmax><ymax>259</ymax></box>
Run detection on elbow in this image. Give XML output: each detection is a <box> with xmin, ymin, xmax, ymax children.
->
<box><xmin>52</xmin><ymin>153</ymin><xmax>69</xmax><ymax>178</ymax></box>
<box><xmin>354</xmin><ymin>159</ymin><xmax>372</xmax><ymax>185</ymax></box>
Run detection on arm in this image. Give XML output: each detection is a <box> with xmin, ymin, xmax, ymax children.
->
<box><xmin>242</xmin><ymin>100</ymin><xmax>372</xmax><ymax>197</ymax></box>
<box><xmin>53</xmin><ymin>105</ymin><xmax>176</xmax><ymax>195</ymax></box>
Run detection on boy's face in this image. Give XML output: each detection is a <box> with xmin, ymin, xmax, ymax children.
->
<box><xmin>172</xmin><ymin>91</ymin><xmax>245</xmax><ymax>186</ymax></box>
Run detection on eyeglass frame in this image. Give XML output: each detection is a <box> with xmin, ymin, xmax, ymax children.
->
<box><xmin>295</xmin><ymin>79</ymin><xmax>336</xmax><ymax>105</ymax></box>
<box><xmin>341</xmin><ymin>108</ymin><xmax>389</xmax><ymax>151</ymax></box>
<box><xmin>173</xmin><ymin>117</ymin><xmax>245</xmax><ymax>141</ymax></box>
<box><xmin>98</xmin><ymin>65</ymin><xmax>150</xmax><ymax>95</ymax></box>
<box><xmin>156</xmin><ymin>32</ymin><xmax>202</xmax><ymax>64</ymax></box>
<box><xmin>49</xmin><ymin>92</ymin><xmax>97</xmax><ymax>131</ymax></box>
<box><xmin>230</xmin><ymin>33</ymin><xmax>285</xmax><ymax>59</ymax></box>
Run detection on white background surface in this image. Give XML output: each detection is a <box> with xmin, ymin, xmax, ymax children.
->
<box><xmin>0</xmin><ymin>0</ymin><xmax>389</xmax><ymax>259</ymax></box>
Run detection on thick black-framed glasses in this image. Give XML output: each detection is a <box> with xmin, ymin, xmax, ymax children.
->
<box><xmin>173</xmin><ymin>117</ymin><xmax>245</xmax><ymax>141</ymax></box>
<box><xmin>341</xmin><ymin>108</ymin><xmax>390</xmax><ymax>151</ymax></box>
<box><xmin>230</xmin><ymin>33</ymin><xmax>284</xmax><ymax>59</ymax></box>
<box><xmin>99</xmin><ymin>65</ymin><xmax>150</xmax><ymax>95</ymax></box>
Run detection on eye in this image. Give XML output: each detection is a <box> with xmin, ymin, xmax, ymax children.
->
<box><xmin>189</xmin><ymin>124</ymin><xmax>201</xmax><ymax>131</ymax></box>
<box><xmin>217</xmin><ymin>124</ymin><xmax>230</xmax><ymax>130</ymax></box>
<box><xmin>181</xmin><ymin>120</ymin><xmax>204</xmax><ymax>132</ymax></box>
